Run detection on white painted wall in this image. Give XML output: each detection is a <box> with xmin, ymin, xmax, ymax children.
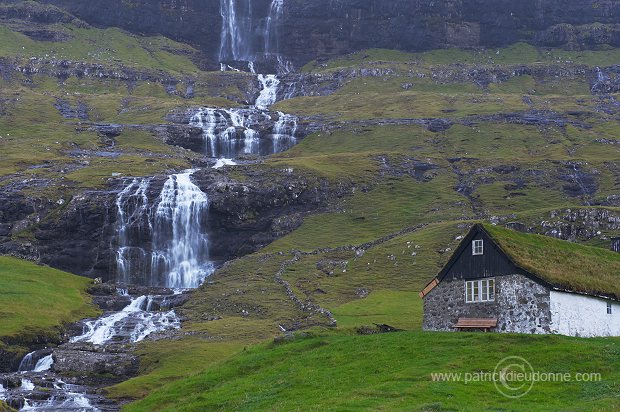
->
<box><xmin>550</xmin><ymin>291</ymin><xmax>620</xmax><ymax>337</ymax></box>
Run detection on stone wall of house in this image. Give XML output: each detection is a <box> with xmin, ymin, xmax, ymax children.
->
<box><xmin>423</xmin><ymin>274</ymin><xmax>552</xmax><ymax>334</ymax></box>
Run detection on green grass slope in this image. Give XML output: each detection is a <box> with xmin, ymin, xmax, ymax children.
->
<box><xmin>124</xmin><ymin>331</ymin><xmax>620</xmax><ymax>412</ymax></box>
<box><xmin>0</xmin><ymin>256</ymin><xmax>97</xmax><ymax>343</ymax></box>
<box><xmin>112</xmin><ymin>42</ymin><xmax>620</xmax><ymax>409</ymax></box>
<box><xmin>1</xmin><ymin>12</ymin><xmax>619</xmax><ymax>407</ymax></box>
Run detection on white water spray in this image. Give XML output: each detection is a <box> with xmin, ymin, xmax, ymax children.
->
<box><xmin>219</xmin><ymin>0</ymin><xmax>254</xmax><ymax>62</ymax></box>
<box><xmin>33</xmin><ymin>355</ymin><xmax>54</xmax><ymax>373</ymax></box>
<box><xmin>71</xmin><ymin>295</ymin><xmax>180</xmax><ymax>345</ymax></box>
<box><xmin>116</xmin><ymin>178</ymin><xmax>152</xmax><ymax>284</ymax></box>
<box><xmin>255</xmin><ymin>74</ymin><xmax>280</xmax><ymax>109</ymax></box>
<box><xmin>265</xmin><ymin>0</ymin><xmax>283</xmax><ymax>57</ymax></box>
<box><xmin>152</xmin><ymin>171</ymin><xmax>214</xmax><ymax>289</ymax></box>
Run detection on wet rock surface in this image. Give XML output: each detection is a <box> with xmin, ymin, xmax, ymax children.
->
<box><xmin>0</xmin><ymin>157</ymin><xmax>349</xmax><ymax>281</ymax></box>
<box><xmin>25</xmin><ymin>0</ymin><xmax>620</xmax><ymax>66</ymax></box>
<box><xmin>0</xmin><ymin>285</ymin><xmax>189</xmax><ymax>411</ymax></box>
<box><xmin>53</xmin><ymin>346</ymin><xmax>139</xmax><ymax>385</ymax></box>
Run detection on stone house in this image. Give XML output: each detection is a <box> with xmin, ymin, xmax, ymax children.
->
<box><xmin>421</xmin><ymin>224</ymin><xmax>620</xmax><ymax>337</ymax></box>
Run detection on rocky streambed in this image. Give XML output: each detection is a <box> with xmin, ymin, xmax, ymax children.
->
<box><xmin>0</xmin><ymin>284</ymin><xmax>190</xmax><ymax>411</ymax></box>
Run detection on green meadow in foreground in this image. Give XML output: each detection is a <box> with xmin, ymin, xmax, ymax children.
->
<box><xmin>0</xmin><ymin>256</ymin><xmax>97</xmax><ymax>344</ymax></box>
<box><xmin>124</xmin><ymin>331</ymin><xmax>620</xmax><ymax>412</ymax></box>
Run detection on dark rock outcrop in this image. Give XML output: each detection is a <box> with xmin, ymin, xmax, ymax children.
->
<box><xmin>34</xmin><ymin>189</ymin><xmax>119</xmax><ymax>279</ymax></box>
<box><xmin>22</xmin><ymin>0</ymin><xmax>620</xmax><ymax>66</ymax></box>
<box><xmin>193</xmin><ymin>167</ymin><xmax>346</xmax><ymax>260</ymax></box>
<box><xmin>53</xmin><ymin>345</ymin><xmax>139</xmax><ymax>385</ymax></box>
<box><xmin>0</xmin><ymin>165</ymin><xmax>349</xmax><ymax>281</ymax></box>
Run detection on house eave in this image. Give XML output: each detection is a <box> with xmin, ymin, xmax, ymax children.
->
<box><xmin>549</xmin><ymin>286</ymin><xmax>620</xmax><ymax>303</ymax></box>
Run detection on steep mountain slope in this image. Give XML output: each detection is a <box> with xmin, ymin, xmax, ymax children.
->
<box><xmin>109</xmin><ymin>44</ymin><xmax>620</xmax><ymax>408</ymax></box>
<box><xmin>1</xmin><ymin>1</ymin><xmax>620</xmax><ymax>410</ymax></box>
<box><xmin>9</xmin><ymin>0</ymin><xmax>620</xmax><ymax>66</ymax></box>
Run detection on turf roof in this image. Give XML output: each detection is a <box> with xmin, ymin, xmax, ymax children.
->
<box><xmin>482</xmin><ymin>224</ymin><xmax>620</xmax><ymax>301</ymax></box>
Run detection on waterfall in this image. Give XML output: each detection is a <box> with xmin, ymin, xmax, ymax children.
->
<box><xmin>190</xmin><ymin>108</ymin><xmax>268</xmax><ymax>158</ymax></box>
<box><xmin>273</xmin><ymin>111</ymin><xmax>298</xmax><ymax>136</ymax></box>
<box><xmin>18</xmin><ymin>351</ymin><xmax>54</xmax><ymax>373</ymax></box>
<box><xmin>71</xmin><ymin>295</ymin><xmax>180</xmax><ymax>345</ymax></box>
<box><xmin>219</xmin><ymin>0</ymin><xmax>287</xmax><ymax>64</ymax></box>
<box><xmin>596</xmin><ymin>67</ymin><xmax>609</xmax><ymax>82</ymax></box>
<box><xmin>114</xmin><ymin>171</ymin><xmax>214</xmax><ymax>288</ymax></box>
<box><xmin>189</xmin><ymin>107</ymin><xmax>298</xmax><ymax>158</ymax></box>
<box><xmin>264</xmin><ymin>0</ymin><xmax>283</xmax><ymax>58</ymax></box>
<box><xmin>592</xmin><ymin>66</ymin><xmax>611</xmax><ymax>94</ymax></box>
<box><xmin>116</xmin><ymin>178</ymin><xmax>152</xmax><ymax>284</ymax></box>
<box><xmin>219</xmin><ymin>0</ymin><xmax>254</xmax><ymax>62</ymax></box>
<box><xmin>14</xmin><ymin>379</ymin><xmax>99</xmax><ymax>411</ymax></box>
<box><xmin>272</xmin><ymin>111</ymin><xmax>298</xmax><ymax>152</ymax></box>
<box><xmin>33</xmin><ymin>355</ymin><xmax>54</xmax><ymax>373</ymax></box>
<box><xmin>18</xmin><ymin>352</ymin><xmax>36</xmax><ymax>372</ymax></box>
<box><xmin>151</xmin><ymin>171</ymin><xmax>213</xmax><ymax>289</ymax></box>
<box><xmin>255</xmin><ymin>74</ymin><xmax>280</xmax><ymax>109</ymax></box>
<box><xmin>21</xmin><ymin>379</ymin><xmax>35</xmax><ymax>391</ymax></box>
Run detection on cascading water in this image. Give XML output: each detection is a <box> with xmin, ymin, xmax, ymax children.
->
<box><xmin>255</xmin><ymin>74</ymin><xmax>280</xmax><ymax>109</ymax></box>
<box><xmin>190</xmin><ymin>108</ymin><xmax>268</xmax><ymax>158</ymax></box>
<box><xmin>189</xmin><ymin>108</ymin><xmax>298</xmax><ymax>158</ymax></box>
<box><xmin>592</xmin><ymin>66</ymin><xmax>612</xmax><ymax>94</ymax></box>
<box><xmin>114</xmin><ymin>171</ymin><xmax>214</xmax><ymax>289</ymax></box>
<box><xmin>17</xmin><ymin>352</ymin><xmax>54</xmax><ymax>373</ymax></box>
<box><xmin>272</xmin><ymin>111</ymin><xmax>298</xmax><ymax>152</ymax></box>
<box><xmin>264</xmin><ymin>0</ymin><xmax>283</xmax><ymax>58</ymax></box>
<box><xmin>71</xmin><ymin>295</ymin><xmax>180</xmax><ymax>345</ymax></box>
<box><xmin>7</xmin><ymin>172</ymin><xmax>212</xmax><ymax>410</ymax></box>
<box><xmin>20</xmin><ymin>380</ymin><xmax>34</xmax><ymax>391</ymax></box>
<box><xmin>18</xmin><ymin>352</ymin><xmax>36</xmax><ymax>373</ymax></box>
<box><xmin>22</xmin><ymin>392</ymin><xmax>98</xmax><ymax>411</ymax></box>
<box><xmin>210</xmin><ymin>0</ymin><xmax>300</xmax><ymax>160</ymax></box>
<box><xmin>219</xmin><ymin>0</ymin><xmax>254</xmax><ymax>62</ymax></box>
<box><xmin>151</xmin><ymin>171</ymin><xmax>214</xmax><ymax>289</ymax></box>
<box><xmin>33</xmin><ymin>355</ymin><xmax>53</xmax><ymax>373</ymax></box>
<box><xmin>1</xmin><ymin>378</ymin><xmax>101</xmax><ymax>411</ymax></box>
<box><xmin>219</xmin><ymin>0</ymin><xmax>287</xmax><ymax>65</ymax></box>
<box><xmin>116</xmin><ymin>178</ymin><xmax>152</xmax><ymax>285</ymax></box>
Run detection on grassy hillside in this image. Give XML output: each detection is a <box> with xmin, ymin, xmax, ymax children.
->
<box><xmin>124</xmin><ymin>331</ymin><xmax>620</xmax><ymax>412</ymax></box>
<box><xmin>106</xmin><ymin>42</ymin><xmax>620</xmax><ymax>410</ymax></box>
<box><xmin>0</xmin><ymin>256</ymin><xmax>97</xmax><ymax>343</ymax></box>
<box><xmin>1</xmin><ymin>5</ymin><xmax>620</xmax><ymax>407</ymax></box>
<box><xmin>0</xmin><ymin>15</ymin><xmax>249</xmax><ymax>190</ymax></box>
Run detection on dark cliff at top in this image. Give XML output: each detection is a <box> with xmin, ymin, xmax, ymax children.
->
<box><xmin>14</xmin><ymin>0</ymin><xmax>620</xmax><ymax>67</ymax></box>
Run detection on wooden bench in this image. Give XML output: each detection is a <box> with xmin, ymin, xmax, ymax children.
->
<box><xmin>454</xmin><ymin>318</ymin><xmax>497</xmax><ymax>332</ymax></box>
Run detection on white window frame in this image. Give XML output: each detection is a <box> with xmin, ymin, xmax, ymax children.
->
<box><xmin>607</xmin><ymin>302</ymin><xmax>613</xmax><ymax>315</ymax></box>
<box><xmin>465</xmin><ymin>278</ymin><xmax>495</xmax><ymax>303</ymax></box>
<box><xmin>472</xmin><ymin>239</ymin><xmax>484</xmax><ymax>256</ymax></box>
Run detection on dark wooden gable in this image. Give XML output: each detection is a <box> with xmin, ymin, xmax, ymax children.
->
<box><xmin>437</xmin><ymin>224</ymin><xmax>521</xmax><ymax>282</ymax></box>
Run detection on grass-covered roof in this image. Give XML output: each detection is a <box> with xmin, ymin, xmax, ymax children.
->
<box><xmin>482</xmin><ymin>224</ymin><xmax>620</xmax><ymax>301</ymax></box>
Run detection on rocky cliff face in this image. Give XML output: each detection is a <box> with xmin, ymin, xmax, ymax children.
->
<box><xmin>1</xmin><ymin>168</ymin><xmax>345</xmax><ymax>282</ymax></box>
<box><xmin>20</xmin><ymin>0</ymin><xmax>620</xmax><ymax>66</ymax></box>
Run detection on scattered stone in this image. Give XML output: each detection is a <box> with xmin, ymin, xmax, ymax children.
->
<box><xmin>356</xmin><ymin>324</ymin><xmax>403</xmax><ymax>335</ymax></box>
<box><xmin>355</xmin><ymin>288</ymin><xmax>370</xmax><ymax>298</ymax></box>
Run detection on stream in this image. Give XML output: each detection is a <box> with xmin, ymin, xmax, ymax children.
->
<box><xmin>1</xmin><ymin>2</ymin><xmax>297</xmax><ymax>408</ymax></box>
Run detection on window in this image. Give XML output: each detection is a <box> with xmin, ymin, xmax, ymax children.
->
<box><xmin>465</xmin><ymin>278</ymin><xmax>495</xmax><ymax>303</ymax></box>
<box><xmin>472</xmin><ymin>239</ymin><xmax>484</xmax><ymax>255</ymax></box>
<box><xmin>607</xmin><ymin>302</ymin><xmax>613</xmax><ymax>315</ymax></box>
